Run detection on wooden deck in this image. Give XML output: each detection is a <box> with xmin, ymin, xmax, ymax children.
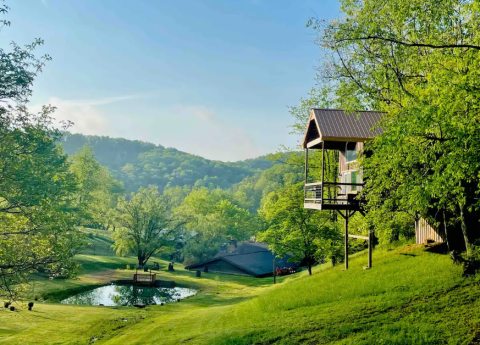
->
<box><xmin>133</xmin><ymin>272</ymin><xmax>156</xmax><ymax>286</ymax></box>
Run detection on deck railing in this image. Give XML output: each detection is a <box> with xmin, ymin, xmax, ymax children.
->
<box><xmin>304</xmin><ymin>182</ymin><xmax>364</xmax><ymax>209</ymax></box>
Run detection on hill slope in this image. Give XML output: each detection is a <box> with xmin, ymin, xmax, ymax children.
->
<box><xmin>103</xmin><ymin>244</ymin><xmax>480</xmax><ymax>345</ymax></box>
<box><xmin>2</xmin><ymin>243</ymin><xmax>480</xmax><ymax>344</ymax></box>
<box><xmin>60</xmin><ymin>132</ymin><xmax>274</xmax><ymax>193</ymax></box>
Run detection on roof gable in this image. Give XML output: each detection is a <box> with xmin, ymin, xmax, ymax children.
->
<box><xmin>302</xmin><ymin>108</ymin><xmax>384</xmax><ymax>148</ymax></box>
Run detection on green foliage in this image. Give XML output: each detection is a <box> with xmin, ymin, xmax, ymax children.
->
<box><xmin>8</xmin><ymin>245</ymin><xmax>479</xmax><ymax>345</ymax></box>
<box><xmin>287</xmin><ymin>86</ymin><xmax>336</xmax><ymax>137</ymax></box>
<box><xmin>177</xmin><ymin>187</ymin><xmax>259</xmax><ymax>241</ymax></box>
<box><xmin>112</xmin><ymin>186</ymin><xmax>183</xmax><ymax>266</ymax></box>
<box><xmin>176</xmin><ymin>187</ymin><xmax>263</xmax><ymax>264</ymax></box>
<box><xmin>69</xmin><ymin>146</ymin><xmax>124</xmax><ymax>228</ymax></box>
<box><xmin>0</xmin><ymin>3</ymin><xmax>84</xmax><ymax>298</ymax></box>
<box><xmin>181</xmin><ymin>234</ymin><xmax>224</xmax><ymax>266</ymax></box>
<box><xmin>61</xmin><ymin>133</ymin><xmax>274</xmax><ymax>194</ymax></box>
<box><xmin>259</xmin><ymin>183</ymin><xmax>342</xmax><ymax>274</ymax></box>
<box><xmin>231</xmin><ymin>161</ymin><xmax>304</xmax><ymax>213</ymax></box>
<box><xmin>309</xmin><ymin>0</ymin><xmax>480</xmax><ymax>255</ymax></box>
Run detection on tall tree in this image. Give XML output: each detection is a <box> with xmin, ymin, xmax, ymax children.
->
<box><xmin>0</xmin><ymin>2</ymin><xmax>84</xmax><ymax>298</ymax></box>
<box><xmin>175</xmin><ymin>187</ymin><xmax>261</xmax><ymax>264</ymax></box>
<box><xmin>69</xmin><ymin>146</ymin><xmax>124</xmax><ymax>228</ymax></box>
<box><xmin>112</xmin><ymin>186</ymin><xmax>183</xmax><ymax>267</ymax></box>
<box><xmin>259</xmin><ymin>183</ymin><xmax>341</xmax><ymax>275</ymax></box>
<box><xmin>311</xmin><ymin>0</ymin><xmax>480</xmax><ymax>258</ymax></box>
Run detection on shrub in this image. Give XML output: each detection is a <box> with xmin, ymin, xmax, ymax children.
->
<box><xmin>126</xmin><ymin>264</ymin><xmax>131</xmax><ymax>270</ymax></box>
<box><xmin>4</xmin><ymin>301</ymin><xmax>10</xmax><ymax>308</ymax></box>
<box><xmin>88</xmin><ymin>233</ymin><xmax>94</xmax><ymax>239</ymax></box>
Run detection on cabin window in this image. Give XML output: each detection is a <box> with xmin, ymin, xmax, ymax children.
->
<box><xmin>340</xmin><ymin>170</ymin><xmax>363</xmax><ymax>194</ymax></box>
<box><xmin>345</xmin><ymin>143</ymin><xmax>357</xmax><ymax>163</ymax></box>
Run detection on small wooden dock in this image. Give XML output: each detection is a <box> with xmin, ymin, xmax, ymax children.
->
<box><xmin>133</xmin><ymin>270</ymin><xmax>156</xmax><ymax>286</ymax></box>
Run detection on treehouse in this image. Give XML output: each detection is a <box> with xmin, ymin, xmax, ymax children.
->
<box><xmin>302</xmin><ymin>109</ymin><xmax>442</xmax><ymax>270</ymax></box>
<box><xmin>302</xmin><ymin>108</ymin><xmax>383</xmax><ymax>270</ymax></box>
<box><xmin>302</xmin><ymin>108</ymin><xmax>383</xmax><ymax>212</ymax></box>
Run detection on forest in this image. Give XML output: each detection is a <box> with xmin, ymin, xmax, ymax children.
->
<box><xmin>3</xmin><ymin>0</ymin><xmax>480</xmax><ymax>343</ymax></box>
<box><xmin>60</xmin><ymin>132</ymin><xmax>274</xmax><ymax>193</ymax></box>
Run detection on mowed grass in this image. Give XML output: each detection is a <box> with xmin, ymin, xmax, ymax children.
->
<box><xmin>2</xmin><ymin>243</ymin><xmax>480</xmax><ymax>344</ymax></box>
<box><xmin>101</xmin><ymin>245</ymin><xmax>480</xmax><ymax>345</ymax></box>
<box><xmin>79</xmin><ymin>228</ymin><xmax>117</xmax><ymax>256</ymax></box>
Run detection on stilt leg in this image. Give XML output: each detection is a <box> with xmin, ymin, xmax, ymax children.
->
<box><xmin>345</xmin><ymin>212</ymin><xmax>349</xmax><ymax>270</ymax></box>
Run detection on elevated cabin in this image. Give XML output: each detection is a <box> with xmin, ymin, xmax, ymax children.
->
<box><xmin>302</xmin><ymin>108</ymin><xmax>442</xmax><ymax>257</ymax></box>
<box><xmin>302</xmin><ymin>108</ymin><xmax>383</xmax><ymax>212</ymax></box>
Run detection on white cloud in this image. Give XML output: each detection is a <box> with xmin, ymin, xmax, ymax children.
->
<box><xmin>29</xmin><ymin>94</ymin><xmax>141</xmax><ymax>136</ymax></box>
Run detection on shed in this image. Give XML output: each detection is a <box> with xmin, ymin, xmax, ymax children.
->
<box><xmin>185</xmin><ymin>242</ymin><xmax>299</xmax><ymax>278</ymax></box>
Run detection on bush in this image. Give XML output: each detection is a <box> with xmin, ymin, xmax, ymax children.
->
<box><xmin>88</xmin><ymin>233</ymin><xmax>94</xmax><ymax>239</ymax></box>
<box><xmin>126</xmin><ymin>264</ymin><xmax>131</xmax><ymax>270</ymax></box>
<box><xmin>4</xmin><ymin>301</ymin><xmax>10</xmax><ymax>308</ymax></box>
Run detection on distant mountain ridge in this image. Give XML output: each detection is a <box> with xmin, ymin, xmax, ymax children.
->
<box><xmin>60</xmin><ymin>132</ymin><xmax>274</xmax><ymax>193</ymax></box>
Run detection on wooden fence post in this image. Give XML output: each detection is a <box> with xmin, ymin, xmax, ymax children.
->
<box><xmin>368</xmin><ymin>231</ymin><xmax>372</xmax><ymax>269</ymax></box>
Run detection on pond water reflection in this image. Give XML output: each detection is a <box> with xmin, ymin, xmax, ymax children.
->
<box><xmin>61</xmin><ymin>285</ymin><xmax>197</xmax><ymax>306</ymax></box>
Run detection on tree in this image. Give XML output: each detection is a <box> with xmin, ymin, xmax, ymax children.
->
<box><xmin>310</xmin><ymin>0</ymin><xmax>480</xmax><ymax>259</ymax></box>
<box><xmin>181</xmin><ymin>234</ymin><xmax>224</xmax><ymax>266</ymax></box>
<box><xmin>175</xmin><ymin>187</ymin><xmax>261</xmax><ymax>264</ymax></box>
<box><xmin>176</xmin><ymin>187</ymin><xmax>258</xmax><ymax>240</ymax></box>
<box><xmin>259</xmin><ymin>183</ymin><xmax>340</xmax><ymax>275</ymax></box>
<box><xmin>69</xmin><ymin>146</ymin><xmax>124</xmax><ymax>228</ymax></box>
<box><xmin>112</xmin><ymin>186</ymin><xmax>182</xmax><ymax>267</ymax></box>
<box><xmin>231</xmin><ymin>161</ymin><xmax>304</xmax><ymax>213</ymax></box>
<box><xmin>0</xmin><ymin>2</ymin><xmax>84</xmax><ymax>298</ymax></box>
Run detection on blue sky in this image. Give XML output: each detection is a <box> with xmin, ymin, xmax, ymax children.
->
<box><xmin>5</xmin><ymin>0</ymin><xmax>340</xmax><ymax>161</ymax></box>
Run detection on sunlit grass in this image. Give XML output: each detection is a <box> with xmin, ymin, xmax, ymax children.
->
<box><xmin>2</xmin><ymin>243</ymin><xmax>480</xmax><ymax>344</ymax></box>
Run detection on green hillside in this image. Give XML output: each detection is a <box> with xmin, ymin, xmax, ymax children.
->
<box><xmin>3</xmin><ymin>243</ymin><xmax>480</xmax><ymax>345</ymax></box>
<box><xmin>78</xmin><ymin>228</ymin><xmax>116</xmax><ymax>257</ymax></box>
<box><xmin>60</xmin><ymin>132</ymin><xmax>274</xmax><ymax>193</ymax></box>
<box><xmin>103</xmin><ymin>244</ymin><xmax>479</xmax><ymax>345</ymax></box>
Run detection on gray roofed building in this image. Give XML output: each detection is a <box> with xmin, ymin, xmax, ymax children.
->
<box><xmin>185</xmin><ymin>242</ymin><xmax>300</xmax><ymax>278</ymax></box>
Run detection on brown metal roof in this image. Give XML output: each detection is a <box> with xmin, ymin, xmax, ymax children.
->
<box><xmin>302</xmin><ymin>109</ymin><xmax>384</xmax><ymax>148</ymax></box>
<box><xmin>313</xmin><ymin>108</ymin><xmax>383</xmax><ymax>140</ymax></box>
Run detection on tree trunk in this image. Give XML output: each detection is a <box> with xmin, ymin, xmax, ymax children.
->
<box><xmin>459</xmin><ymin>203</ymin><xmax>471</xmax><ymax>257</ymax></box>
<box><xmin>307</xmin><ymin>259</ymin><xmax>312</xmax><ymax>276</ymax></box>
<box><xmin>138</xmin><ymin>255</ymin><xmax>146</xmax><ymax>267</ymax></box>
<box><xmin>443</xmin><ymin>211</ymin><xmax>451</xmax><ymax>253</ymax></box>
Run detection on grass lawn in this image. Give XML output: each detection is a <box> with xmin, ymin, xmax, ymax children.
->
<box><xmin>1</xmin><ymin>242</ymin><xmax>480</xmax><ymax>344</ymax></box>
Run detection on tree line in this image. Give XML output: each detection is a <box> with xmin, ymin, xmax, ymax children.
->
<box><xmin>61</xmin><ymin>132</ymin><xmax>274</xmax><ymax>194</ymax></box>
<box><xmin>5</xmin><ymin>0</ymin><xmax>479</xmax><ymax>300</ymax></box>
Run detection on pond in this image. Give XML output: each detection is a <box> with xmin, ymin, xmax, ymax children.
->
<box><xmin>61</xmin><ymin>284</ymin><xmax>197</xmax><ymax>307</ymax></box>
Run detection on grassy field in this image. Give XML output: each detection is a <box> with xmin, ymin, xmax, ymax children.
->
<box><xmin>2</xmin><ymin>241</ymin><xmax>480</xmax><ymax>344</ymax></box>
<box><xmin>78</xmin><ymin>228</ymin><xmax>117</xmax><ymax>257</ymax></box>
